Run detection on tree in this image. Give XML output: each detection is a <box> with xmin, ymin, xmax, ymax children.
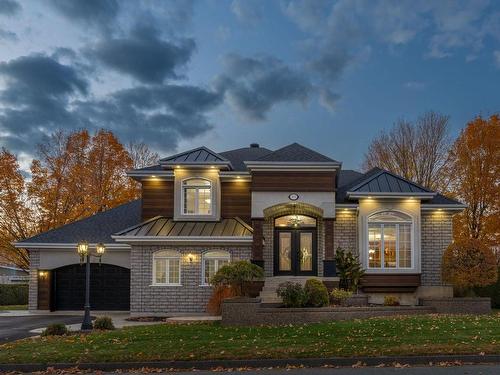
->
<box><xmin>0</xmin><ymin>149</ymin><xmax>35</xmax><ymax>269</ymax></box>
<box><xmin>442</xmin><ymin>238</ymin><xmax>498</xmax><ymax>296</ymax></box>
<box><xmin>446</xmin><ymin>115</ymin><xmax>499</xmax><ymax>246</ymax></box>
<box><xmin>126</xmin><ymin>142</ymin><xmax>160</xmax><ymax>169</ymax></box>
<box><xmin>363</xmin><ymin>111</ymin><xmax>450</xmax><ymax>191</ymax></box>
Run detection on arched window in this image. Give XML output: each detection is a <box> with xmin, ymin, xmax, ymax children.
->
<box><xmin>153</xmin><ymin>250</ymin><xmax>181</xmax><ymax>285</ymax></box>
<box><xmin>368</xmin><ymin>211</ymin><xmax>412</xmax><ymax>269</ymax></box>
<box><xmin>202</xmin><ymin>250</ymin><xmax>230</xmax><ymax>285</ymax></box>
<box><xmin>182</xmin><ymin>178</ymin><xmax>212</xmax><ymax>215</ymax></box>
<box><xmin>274</xmin><ymin>215</ymin><xmax>317</xmax><ymax>228</ymax></box>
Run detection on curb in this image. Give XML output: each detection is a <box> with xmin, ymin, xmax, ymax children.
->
<box><xmin>0</xmin><ymin>354</ymin><xmax>499</xmax><ymax>372</ymax></box>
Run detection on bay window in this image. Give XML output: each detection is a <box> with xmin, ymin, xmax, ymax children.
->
<box><xmin>367</xmin><ymin>211</ymin><xmax>412</xmax><ymax>269</ymax></box>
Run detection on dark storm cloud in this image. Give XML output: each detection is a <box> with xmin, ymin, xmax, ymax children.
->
<box><xmin>75</xmin><ymin>85</ymin><xmax>223</xmax><ymax>150</ymax></box>
<box><xmin>0</xmin><ymin>53</ymin><xmax>222</xmax><ymax>153</ymax></box>
<box><xmin>0</xmin><ymin>0</ymin><xmax>21</xmax><ymax>16</ymax></box>
<box><xmin>216</xmin><ymin>54</ymin><xmax>313</xmax><ymax>120</ymax></box>
<box><xmin>46</xmin><ymin>0</ymin><xmax>119</xmax><ymax>31</ymax></box>
<box><xmin>89</xmin><ymin>26</ymin><xmax>195</xmax><ymax>83</ymax></box>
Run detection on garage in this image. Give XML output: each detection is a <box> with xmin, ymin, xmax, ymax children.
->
<box><xmin>52</xmin><ymin>263</ymin><xmax>130</xmax><ymax>311</ymax></box>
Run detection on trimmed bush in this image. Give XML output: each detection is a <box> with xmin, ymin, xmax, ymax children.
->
<box><xmin>304</xmin><ymin>279</ymin><xmax>329</xmax><ymax>307</ymax></box>
<box><xmin>93</xmin><ymin>316</ymin><xmax>115</xmax><ymax>330</ymax></box>
<box><xmin>211</xmin><ymin>261</ymin><xmax>264</xmax><ymax>296</ymax></box>
<box><xmin>0</xmin><ymin>284</ymin><xmax>28</xmax><ymax>305</ymax></box>
<box><xmin>384</xmin><ymin>295</ymin><xmax>400</xmax><ymax>306</ymax></box>
<box><xmin>276</xmin><ymin>282</ymin><xmax>307</xmax><ymax>308</ymax></box>
<box><xmin>42</xmin><ymin>323</ymin><xmax>68</xmax><ymax>336</ymax></box>
<box><xmin>475</xmin><ymin>266</ymin><xmax>500</xmax><ymax>308</ymax></box>
<box><xmin>330</xmin><ymin>288</ymin><xmax>353</xmax><ymax>305</ymax></box>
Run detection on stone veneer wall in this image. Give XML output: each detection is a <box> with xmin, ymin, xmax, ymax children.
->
<box><xmin>130</xmin><ymin>245</ymin><xmax>251</xmax><ymax>314</ymax></box>
<box><xmin>262</xmin><ymin>218</ymin><xmax>325</xmax><ymax>277</ymax></box>
<box><xmin>421</xmin><ymin>211</ymin><xmax>453</xmax><ymax>286</ymax></box>
<box><xmin>28</xmin><ymin>249</ymin><xmax>40</xmax><ymax>311</ymax></box>
<box><xmin>333</xmin><ymin>210</ymin><xmax>358</xmax><ymax>254</ymax></box>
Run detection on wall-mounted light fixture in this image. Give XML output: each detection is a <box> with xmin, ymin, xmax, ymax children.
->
<box><xmin>187</xmin><ymin>253</ymin><xmax>194</xmax><ymax>263</ymax></box>
<box><xmin>38</xmin><ymin>270</ymin><xmax>48</xmax><ymax>279</ymax></box>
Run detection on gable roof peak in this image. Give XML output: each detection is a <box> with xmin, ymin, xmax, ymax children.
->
<box><xmin>159</xmin><ymin>146</ymin><xmax>233</xmax><ymax>170</ymax></box>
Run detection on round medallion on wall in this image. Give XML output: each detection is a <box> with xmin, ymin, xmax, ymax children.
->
<box><xmin>288</xmin><ymin>193</ymin><xmax>299</xmax><ymax>201</ymax></box>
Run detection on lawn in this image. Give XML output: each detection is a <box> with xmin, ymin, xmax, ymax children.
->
<box><xmin>0</xmin><ymin>314</ymin><xmax>499</xmax><ymax>364</ymax></box>
<box><xmin>0</xmin><ymin>305</ymin><xmax>27</xmax><ymax>311</ymax></box>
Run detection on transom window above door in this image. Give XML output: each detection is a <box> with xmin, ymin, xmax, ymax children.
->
<box><xmin>367</xmin><ymin>211</ymin><xmax>412</xmax><ymax>269</ymax></box>
<box><xmin>182</xmin><ymin>178</ymin><xmax>212</xmax><ymax>215</ymax></box>
<box><xmin>274</xmin><ymin>215</ymin><xmax>316</xmax><ymax>228</ymax></box>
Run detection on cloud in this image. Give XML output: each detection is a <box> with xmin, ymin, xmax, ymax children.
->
<box><xmin>89</xmin><ymin>26</ymin><xmax>195</xmax><ymax>83</ymax></box>
<box><xmin>0</xmin><ymin>53</ymin><xmax>222</xmax><ymax>153</ymax></box>
<box><xmin>231</xmin><ymin>0</ymin><xmax>262</xmax><ymax>25</ymax></box>
<box><xmin>0</xmin><ymin>28</ymin><xmax>17</xmax><ymax>41</ymax></box>
<box><xmin>404</xmin><ymin>81</ymin><xmax>427</xmax><ymax>90</ymax></box>
<box><xmin>46</xmin><ymin>0</ymin><xmax>119</xmax><ymax>32</ymax></box>
<box><xmin>0</xmin><ymin>0</ymin><xmax>21</xmax><ymax>16</ymax></box>
<box><xmin>216</xmin><ymin>54</ymin><xmax>313</xmax><ymax>120</ymax></box>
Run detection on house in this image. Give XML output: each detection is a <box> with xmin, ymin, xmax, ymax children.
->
<box><xmin>15</xmin><ymin>143</ymin><xmax>465</xmax><ymax>313</ymax></box>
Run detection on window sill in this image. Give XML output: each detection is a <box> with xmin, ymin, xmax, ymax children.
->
<box><xmin>199</xmin><ymin>284</ymin><xmax>213</xmax><ymax>287</ymax></box>
<box><xmin>149</xmin><ymin>283</ymin><xmax>183</xmax><ymax>287</ymax></box>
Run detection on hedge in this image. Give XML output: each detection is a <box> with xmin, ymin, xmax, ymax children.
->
<box><xmin>0</xmin><ymin>284</ymin><xmax>29</xmax><ymax>305</ymax></box>
<box><xmin>475</xmin><ymin>266</ymin><xmax>500</xmax><ymax>308</ymax></box>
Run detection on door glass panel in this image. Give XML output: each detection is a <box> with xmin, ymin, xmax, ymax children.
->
<box><xmin>383</xmin><ymin>225</ymin><xmax>396</xmax><ymax>268</ymax></box>
<box><xmin>299</xmin><ymin>232</ymin><xmax>313</xmax><ymax>271</ymax></box>
<box><xmin>278</xmin><ymin>232</ymin><xmax>292</xmax><ymax>271</ymax></box>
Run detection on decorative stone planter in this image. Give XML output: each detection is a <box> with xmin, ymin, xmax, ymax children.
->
<box><xmin>420</xmin><ymin>297</ymin><xmax>491</xmax><ymax>314</ymax></box>
<box><xmin>343</xmin><ymin>295</ymin><xmax>369</xmax><ymax>307</ymax></box>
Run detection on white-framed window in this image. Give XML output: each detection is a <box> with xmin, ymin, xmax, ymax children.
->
<box><xmin>202</xmin><ymin>250</ymin><xmax>230</xmax><ymax>285</ymax></box>
<box><xmin>182</xmin><ymin>178</ymin><xmax>212</xmax><ymax>215</ymax></box>
<box><xmin>367</xmin><ymin>211</ymin><xmax>413</xmax><ymax>269</ymax></box>
<box><xmin>152</xmin><ymin>250</ymin><xmax>181</xmax><ymax>285</ymax></box>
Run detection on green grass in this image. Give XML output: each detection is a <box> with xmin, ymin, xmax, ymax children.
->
<box><xmin>0</xmin><ymin>305</ymin><xmax>27</xmax><ymax>311</ymax></box>
<box><xmin>0</xmin><ymin>314</ymin><xmax>499</xmax><ymax>364</ymax></box>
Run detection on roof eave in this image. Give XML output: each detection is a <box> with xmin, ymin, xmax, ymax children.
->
<box><xmin>421</xmin><ymin>203</ymin><xmax>467</xmax><ymax>211</ymax></box>
<box><xmin>346</xmin><ymin>192</ymin><xmax>437</xmax><ymax>199</ymax></box>
<box><xmin>111</xmin><ymin>235</ymin><xmax>253</xmax><ymax>245</ymax></box>
<box><xmin>13</xmin><ymin>242</ymin><xmax>131</xmax><ymax>250</ymax></box>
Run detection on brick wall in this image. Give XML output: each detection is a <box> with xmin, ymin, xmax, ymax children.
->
<box><xmin>333</xmin><ymin>210</ymin><xmax>358</xmax><ymax>254</ymax></box>
<box><xmin>28</xmin><ymin>249</ymin><xmax>40</xmax><ymax>311</ymax></box>
<box><xmin>421</xmin><ymin>211</ymin><xmax>453</xmax><ymax>286</ymax></box>
<box><xmin>130</xmin><ymin>245</ymin><xmax>251</xmax><ymax>314</ymax></box>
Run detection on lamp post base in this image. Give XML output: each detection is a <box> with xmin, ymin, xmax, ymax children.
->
<box><xmin>81</xmin><ymin>305</ymin><xmax>93</xmax><ymax>331</ymax></box>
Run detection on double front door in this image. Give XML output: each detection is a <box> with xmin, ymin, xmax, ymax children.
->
<box><xmin>274</xmin><ymin>229</ymin><xmax>317</xmax><ymax>276</ymax></box>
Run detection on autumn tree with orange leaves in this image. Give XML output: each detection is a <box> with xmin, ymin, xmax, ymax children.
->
<box><xmin>445</xmin><ymin>115</ymin><xmax>500</xmax><ymax>248</ymax></box>
<box><xmin>0</xmin><ymin>129</ymin><xmax>140</xmax><ymax>268</ymax></box>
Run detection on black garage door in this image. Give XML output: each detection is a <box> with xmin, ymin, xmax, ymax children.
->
<box><xmin>52</xmin><ymin>264</ymin><xmax>130</xmax><ymax>311</ymax></box>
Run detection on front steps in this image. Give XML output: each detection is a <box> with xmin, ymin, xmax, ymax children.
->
<box><xmin>259</xmin><ymin>276</ymin><xmax>338</xmax><ymax>304</ymax></box>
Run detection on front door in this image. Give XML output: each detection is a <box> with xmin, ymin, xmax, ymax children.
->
<box><xmin>274</xmin><ymin>229</ymin><xmax>317</xmax><ymax>276</ymax></box>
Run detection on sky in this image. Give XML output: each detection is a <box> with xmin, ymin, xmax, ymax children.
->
<box><xmin>0</xmin><ymin>0</ymin><xmax>499</xmax><ymax>171</ymax></box>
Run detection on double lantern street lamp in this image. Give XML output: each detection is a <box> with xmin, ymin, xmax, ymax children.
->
<box><xmin>76</xmin><ymin>241</ymin><xmax>106</xmax><ymax>331</ymax></box>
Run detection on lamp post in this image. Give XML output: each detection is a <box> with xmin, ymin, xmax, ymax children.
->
<box><xmin>77</xmin><ymin>241</ymin><xmax>106</xmax><ymax>331</ymax></box>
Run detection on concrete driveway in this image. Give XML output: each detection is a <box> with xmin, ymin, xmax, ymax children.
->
<box><xmin>0</xmin><ymin>314</ymin><xmax>84</xmax><ymax>343</ymax></box>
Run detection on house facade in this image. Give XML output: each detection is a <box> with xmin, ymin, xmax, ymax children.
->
<box><xmin>16</xmin><ymin>143</ymin><xmax>465</xmax><ymax>314</ymax></box>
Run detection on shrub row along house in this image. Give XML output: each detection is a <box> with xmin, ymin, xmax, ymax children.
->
<box><xmin>15</xmin><ymin>143</ymin><xmax>465</xmax><ymax>314</ymax></box>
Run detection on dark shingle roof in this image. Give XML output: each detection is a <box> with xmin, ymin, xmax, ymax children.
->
<box><xmin>337</xmin><ymin>170</ymin><xmax>364</xmax><ymax>188</ymax></box>
<box><xmin>257</xmin><ymin>143</ymin><xmax>339</xmax><ymax>163</ymax></box>
<box><xmin>17</xmin><ymin>200</ymin><xmax>142</xmax><ymax>244</ymax></box>
<box><xmin>219</xmin><ymin>146</ymin><xmax>273</xmax><ymax>171</ymax></box>
<box><xmin>116</xmin><ymin>217</ymin><xmax>253</xmax><ymax>237</ymax></box>
<box><xmin>160</xmin><ymin>146</ymin><xmax>229</xmax><ymax>164</ymax></box>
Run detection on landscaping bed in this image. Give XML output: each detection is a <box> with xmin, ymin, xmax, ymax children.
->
<box><xmin>0</xmin><ymin>314</ymin><xmax>498</xmax><ymax>364</ymax></box>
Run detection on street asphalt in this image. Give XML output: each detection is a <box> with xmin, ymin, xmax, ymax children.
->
<box><xmin>0</xmin><ymin>314</ymin><xmax>83</xmax><ymax>343</ymax></box>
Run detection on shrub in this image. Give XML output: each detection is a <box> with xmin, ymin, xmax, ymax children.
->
<box><xmin>210</xmin><ymin>261</ymin><xmax>264</xmax><ymax>296</ymax></box>
<box><xmin>335</xmin><ymin>248</ymin><xmax>365</xmax><ymax>292</ymax></box>
<box><xmin>0</xmin><ymin>284</ymin><xmax>28</xmax><ymax>305</ymax></box>
<box><xmin>330</xmin><ymin>288</ymin><xmax>353</xmax><ymax>305</ymax></box>
<box><xmin>442</xmin><ymin>238</ymin><xmax>498</xmax><ymax>296</ymax></box>
<box><xmin>384</xmin><ymin>295</ymin><xmax>400</xmax><ymax>306</ymax></box>
<box><xmin>475</xmin><ymin>266</ymin><xmax>500</xmax><ymax>308</ymax></box>
<box><xmin>42</xmin><ymin>323</ymin><xmax>68</xmax><ymax>336</ymax></box>
<box><xmin>206</xmin><ymin>285</ymin><xmax>237</xmax><ymax>315</ymax></box>
<box><xmin>93</xmin><ymin>316</ymin><xmax>115</xmax><ymax>330</ymax></box>
<box><xmin>276</xmin><ymin>282</ymin><xmax>306</xmax><ymax>308</ymax></box>
<box><xmin>304</xmin><ymin>279</ymin><xmax>329</xmax><ymax>307</ymax></box>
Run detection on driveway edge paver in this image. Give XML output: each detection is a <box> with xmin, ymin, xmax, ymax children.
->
<box><xmin>0</xmin><ymin>354</ymin><xmax>499</xmax><ymax>372</ymax></box>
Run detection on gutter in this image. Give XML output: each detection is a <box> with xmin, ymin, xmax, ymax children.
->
<box><xmin>111</xmin><ymin>235</ymin><xmax>253</xmax><ymax>245</ymax></box>
<box><xmin>13</xmin><ymin>242</ymin><xmax>131</xmax><ymax>250</ymax></box>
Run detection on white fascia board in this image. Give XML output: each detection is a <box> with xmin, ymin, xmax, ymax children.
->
<box><xmin>219</xmin><ymin>171</ymin><xmax>252</xmax><ymax>182</ymax></box>
<box><xmin>421</xmin><ymin>204</ymin><xmax>467</xmax><ymax>211</ymax></box>
<box><xmin>244</xmin><ymin>161</ymin><xmax>341</xmax><ymax>171</ymax></box>
<box><xmin>346</xmin><ymin>192</ymin><xmax>436</xmax><ymax>199</ymax></box>
<box><xmin>13</xmin><ymin>242</ymin><xmax>131</xmax><ymax>250</ymax></box>
<box><xmin>111</xmin><ymin>235</ymin><xmax>253</xmax><ymax>245</ymax></box>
